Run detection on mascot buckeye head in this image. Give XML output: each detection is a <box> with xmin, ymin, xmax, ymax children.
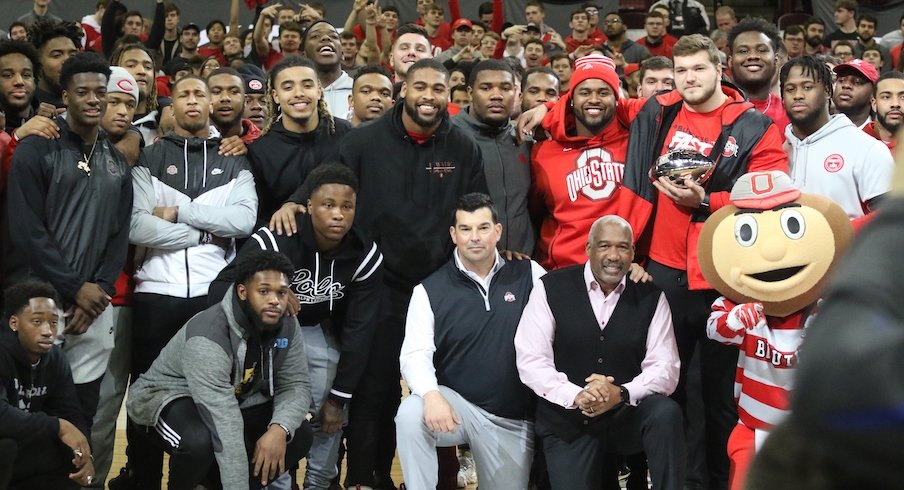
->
<box><xmin>698</xmin><ymin>171</ymin><xmax>853</xmax><ymax>317</ymax></box>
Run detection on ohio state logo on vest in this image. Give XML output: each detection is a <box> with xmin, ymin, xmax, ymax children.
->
<box><xmin>565</xmin><ymin>147</ymin><xmax>625</xmax><ymax>202</ymax></box>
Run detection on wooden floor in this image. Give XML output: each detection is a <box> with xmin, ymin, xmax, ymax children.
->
<box><xmin>106</xmin><ymin>389</ymin><xmax>479</xmax><ymax>489</ymax></box>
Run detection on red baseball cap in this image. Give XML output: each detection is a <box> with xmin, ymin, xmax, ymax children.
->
<box><xmin>833</xmin><ymin>59</ymin><xmax>879</xmax><ymax>84</ymax></box>
<box><xmin>451</xmin><ymin>19</ymin><xmax>473</xmax><ymax>31</ymax></box>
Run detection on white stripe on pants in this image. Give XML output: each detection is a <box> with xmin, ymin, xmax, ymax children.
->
<box><xmin>395</xmin><ymin>385</ymin><xmax>534</xmax><ymax>490</ymax></box>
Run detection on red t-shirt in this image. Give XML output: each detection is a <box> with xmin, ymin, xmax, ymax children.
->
<box><xmin>751</xmin><ymin>93</ymin><xmax>790</xmax><ymax>138</ymax></box>
<box><xmin>262</xmin><ymin>49</ymin><xmax>285</xmax><ymax>71</ymax></box>
<box><xmin>891</xmin><ymin>44</ymin><xmax>902</xmax><ymax>70</ymax></box>
<box><xmin>636</xmin><ymin>35</ymin><xmax>678</xmax><ymax>58</ymax></box>
<box><xmin>648</xmin><ymin>98</ymin><xmax>790</xmax><ymax>270</ymax></box>
<box><xmin>198</xmin><ymin>45</ymin><xmax>226</xmax><ymax>66</ymax></box>
<box><xmin>863</xmin><ymin>120</ymin><xmax>897</xmax><ymax>155</ymax></box>
<box><xmin>564</xmin><ymin>32</ymin><xmax>607</xmax><ymax>53</ymax></box>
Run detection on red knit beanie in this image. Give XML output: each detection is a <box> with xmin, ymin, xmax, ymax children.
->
<box><xmin>569</xmin><ymin>55</ymin><xmax>621</xmax><ymax>99</ymax></box>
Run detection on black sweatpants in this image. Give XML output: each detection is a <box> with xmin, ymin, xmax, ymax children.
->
<box><xmin>647</xmin><ymin>260</ymin><xmax>736</xmax><ymax>490</ymax></box>
<box><xmin>132</xmin><ymin>397</ymin><xmax>313</xmax><ymax>490</ymax></box>
<box><xmin>0</xmin><ymin>436</ymin><xmax>80</xmax><ymax>490</ymax></box>
<box><xmin>125</xmin><ymin>292</ymin><xmax>209</xmax><ymax>487</ymax></box>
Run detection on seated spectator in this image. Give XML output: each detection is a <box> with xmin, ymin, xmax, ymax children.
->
<box><xmin>0</xmin><ymin>280</ymin><xmax>95</xmax><ymax>489</ymax></box>
<box><xmin>126</xmin><ymin>251</ymin><xmax>314</xmax><ymax>489</ymax></box>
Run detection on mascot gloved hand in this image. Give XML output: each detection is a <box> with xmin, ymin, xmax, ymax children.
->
<box><xmin>697</xmin><ymin>171</ymin><xmax>853</xmax><ymax>490</ymax></box>
<box><xmin>725</xmin><ymin>302</ymin><xmax>766</xmax><ymax>332</ymax></box>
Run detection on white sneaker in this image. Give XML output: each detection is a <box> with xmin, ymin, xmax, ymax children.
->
<box><xmin>457</xmin><ymin>449</ymin><xmax>478</xmax><ymax>487</ymax></box>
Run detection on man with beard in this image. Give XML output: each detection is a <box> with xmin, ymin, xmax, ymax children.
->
<box><xmin>0</xmin><ymin>40</ymin><xmax>57</xmax><ymax>139</ymax></box>
<box><xmin>783</xmin><ymin>26</ymin><xmax>805</xmax><ymax>59</ymax></box>
<box><xmin>729</xmin><ymin>18</ymin><xmax>791</xmax><ymax>132</ymax></box>
<box><xmin>211</xmin><ymin>164</ymin><xmax>384</xmax><ymax>490</ymax></box>
<box><xmin>832</xmin><ymin>58</ymin><xmax>877</xmax><ymax>129</ymax></box>
<box><xmin>348</xmin><ymin>65</ymin><xmax>394</xmax><ymax>127</ymax></box>
<box><xmin>29</xmin><ymin>19</ymin><xmax>81</xmax><ymax>110</ymax></box>
<box><xmin>528</xmin><ymin>55</ymin><xmax>632</xmax><ymax>270</ymax></box>
<box><xmin>521</xmin><ymin>67</ymin><xmax>560</xmax><ymax>114</ymax></box>
<box><xmin>126</xmin><ymin>250</ymin><xmax>314</xmax><ymax>490</ymax></box>
<box><xmin>303</xmin><ymin>21</ymin><xmax>353</xmax><ymax>120</ymax></box>
<box><xmin>823</xmin><ymin>0</ymin><xmax>859</xmax><ymax>49</ymax></box>
<box><xmin>864</xmin><ymin>72</ymin><xmax>904</xmax><ymax>154</ymax></box>
<box><xmin>804</xmin><ymin>17</ymin><xmax>827</xmax><ymax>56</ymax></box>
<box><xmin>4</xmin><ymin>52</ymin><xmax>132</xmax><ymax>445</ymax></box>
<box><xmin>452</xmin><ymin>60</ymin><xmax>534</xmax><ymax>254</ymax></box>
<box><xmin>208</xmin><ymin>67</ymin><xmax>260</xmax><ymax>144</ymax></box>
<box><xmin>620</xmin><ymin>34</ymin><xmax>787</xmax><ymax>490</ymax></box>
<box><xmin>782</xmin><ymin>56</ymin><xmax>892</xmax><ymax>220</ymax></box>
<box><xmin>602</xmin><ymin>12</ymin><xmax>650</xmax><ymax>64</ymax></box>
<box><xmin>120</xmin><ymin>74</ymin><xmax>258</xmax><ymax>489</ymax></box>
<box><xmin>853</xmin><ymin>14</ymin><xmax>891</xmax><ymax>72</ymax></box>
<box><xmin>249</xmin><ymin>56</ymin><xmax>351</xmax><ymax>225</ymax></box>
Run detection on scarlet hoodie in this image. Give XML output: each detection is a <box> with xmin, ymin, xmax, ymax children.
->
<box><xmin>529</xmin><ymin>90</ymin><xmax>632</xmax><ymax>270</ymax></box>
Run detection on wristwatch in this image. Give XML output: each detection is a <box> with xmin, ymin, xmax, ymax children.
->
<box><xmin>619</xmin><ymin>385</ymin><xmax>630</xmax><ymax>405</ymax></box>
<box><xmin>271</xmin><ymin>423</ymin><xmax>291</xmax><ymax>441</ymax></box>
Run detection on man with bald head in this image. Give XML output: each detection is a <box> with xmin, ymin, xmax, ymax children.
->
<box><xmin>515</xmin><ymin>215</ymin><xmax>684</xmax><ymax>490</ymax></box>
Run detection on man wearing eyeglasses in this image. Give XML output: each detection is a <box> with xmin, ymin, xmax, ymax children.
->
<box><xmin>602</xmin><ymin>12</ymin><xmax>651</xmax><ymax>64</ymax></box>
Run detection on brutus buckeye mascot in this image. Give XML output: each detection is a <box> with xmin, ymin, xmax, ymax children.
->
<box><xmin>697</xmin><ymin>171</ymin><xmax>853</xmax><ymax>490</ymax></box>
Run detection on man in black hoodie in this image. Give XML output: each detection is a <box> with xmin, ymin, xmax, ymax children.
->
<box><xmin>3</xmin><ymin>52</ymin><xmax>132</xmax><ymax>433</ymax></box>
<box><xmin>274</xmin><ymin>57</ymin><xmax>488</xmax><ymax>490</ymax></box>
<box><xmin>248</xmin><ymin>56</ymin><xmax>352</xmax><ymax>224</ymax></box>
<box><xmin>211</xmin><ymin>163</ymin><xmax>383</xmax><ymax>490</ymax></box>
<box><xmin>0</xmin><ymin>280</ymin><xmax>95</xmax><ymax>489</ymax></box>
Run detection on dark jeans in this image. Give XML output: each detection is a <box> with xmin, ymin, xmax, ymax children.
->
<box><xmin>125</xmin><ymin>293</ymin><xmax>209</xmax><ymax>487</ymax></box>
<box><xmin>344</xmin><ymin>287</ymin><xmax>408</xmax><ymax>487</ymax></box>
<box><xmin>74</xmin><ymin>375</ymin><xmax>103</xmax><ymax>440</ymax></box>
<box><xmin>647</xmin><ymin>260</ymin><xmax>736</xmax><ymax>490</ymax></box>
<box><xmin>132</xmin><ymin>398</ymin><xmax>313</xmax><ymax>490</ymax></box>
<box><xmin>0</xmin><ymin>436</ymin><xmax>80</xmax><ymax>490</ymax></box>
<box><xmin>539</xmin><ymin>394</ymin><xmax>685</xmax><ymax>490</ymax></box>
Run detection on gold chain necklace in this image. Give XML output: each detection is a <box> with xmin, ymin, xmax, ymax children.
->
<box><xmin>77</xmin><ymin>134</ymin><xmax>98</xmax><ymax>176</ymax></box>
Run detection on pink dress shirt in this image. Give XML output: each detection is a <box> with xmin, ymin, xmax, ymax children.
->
<box><xmin>514</xmin><ymin>263</ymin><xmax>680</xmax><ymax>409</ymax></box>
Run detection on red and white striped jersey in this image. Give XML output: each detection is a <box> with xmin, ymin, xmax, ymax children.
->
<box><xmin>707</xmin><ymin>296</ymin><xmax>816</xmax><ymax>430</ymax></box>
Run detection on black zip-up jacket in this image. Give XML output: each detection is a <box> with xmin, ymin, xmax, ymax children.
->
<box><xmin>209</xmin><ymin>213</ymin><xmax>384</xmax><ymax>404</ymax></box>
<box><xmin>0</xmin><ymin>328</ymin><xmax>87</xmax><ymax>442</ymax></box>
<box><xmin>248</xmin><ymin>117</ymin><xmax>352</xmax><ymax>224</ymax></box>
<box><xmin>3</xmin><ymin>118</ymin><xmax>132</xmax><ymax>302</ymax></box>
<box><xmin>323</xmin><ymin>102</ymin><xmax>488</xmax><ymax>291</ymax></box>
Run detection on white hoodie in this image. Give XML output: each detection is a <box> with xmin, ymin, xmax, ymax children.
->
<box><xmin>785</xmin><ymin>114</ymin><xmax>893</xmax><ymax>219</ymax></box>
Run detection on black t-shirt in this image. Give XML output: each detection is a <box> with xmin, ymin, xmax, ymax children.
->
<box><xmin>823</xmin><ymin>29</ymin><xmax>859</xmax><ymax>48</ymax></box>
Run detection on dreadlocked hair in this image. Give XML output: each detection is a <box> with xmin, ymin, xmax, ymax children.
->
<box><xmin>262</xmin><ymin>55</ymin><xmax>335</xmax><ymax>136</ymax></box>
<box><xmin>780</xmin><ymin>55</ymin><xmax>833</xmax><ymax>98</ymax></box>
<box><xmin>110</xmin><ymin>42</ymin><xmax>158</xmax><ymax>112</ymax></box>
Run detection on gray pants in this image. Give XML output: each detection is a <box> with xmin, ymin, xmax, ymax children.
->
<box><xmin>301</xmin><ymin>325</ymin><xmax>344</xmax><ymax>490</ymax></box>
<box><xmin>88</xmin><ymin>305</ymin><xmax>132</xmax><ymax>487</ymax></box>
<box><xmin>395</xmin><ymin>386</ymin><xmax>534</xmax><ymax>490</ymax></box>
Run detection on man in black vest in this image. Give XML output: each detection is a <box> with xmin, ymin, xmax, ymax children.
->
<box><xmin>397</xmin><ymin>193</ymin><xmax>545</xmax><ymax>489</ymax></box>
<box><xmin>515</xmin><ymin>215</ymin><xmax>684</xmax><ymax>490</ymax></box>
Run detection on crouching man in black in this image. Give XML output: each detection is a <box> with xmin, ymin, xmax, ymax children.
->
<box><xmin>0</xmin><ymin>280</ymin><xmax>95</xmax><ymax>488</ymax></box>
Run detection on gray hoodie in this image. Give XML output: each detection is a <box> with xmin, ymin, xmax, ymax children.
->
<box><xmin>127</xmin><ymin>286</ymin><xmax>311</xmax><ymax>489</ymax></box>
<box><xmin>453</xmin><ymin>110</ymin><xmax>536</xmax><ymax>255</ymax></box>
